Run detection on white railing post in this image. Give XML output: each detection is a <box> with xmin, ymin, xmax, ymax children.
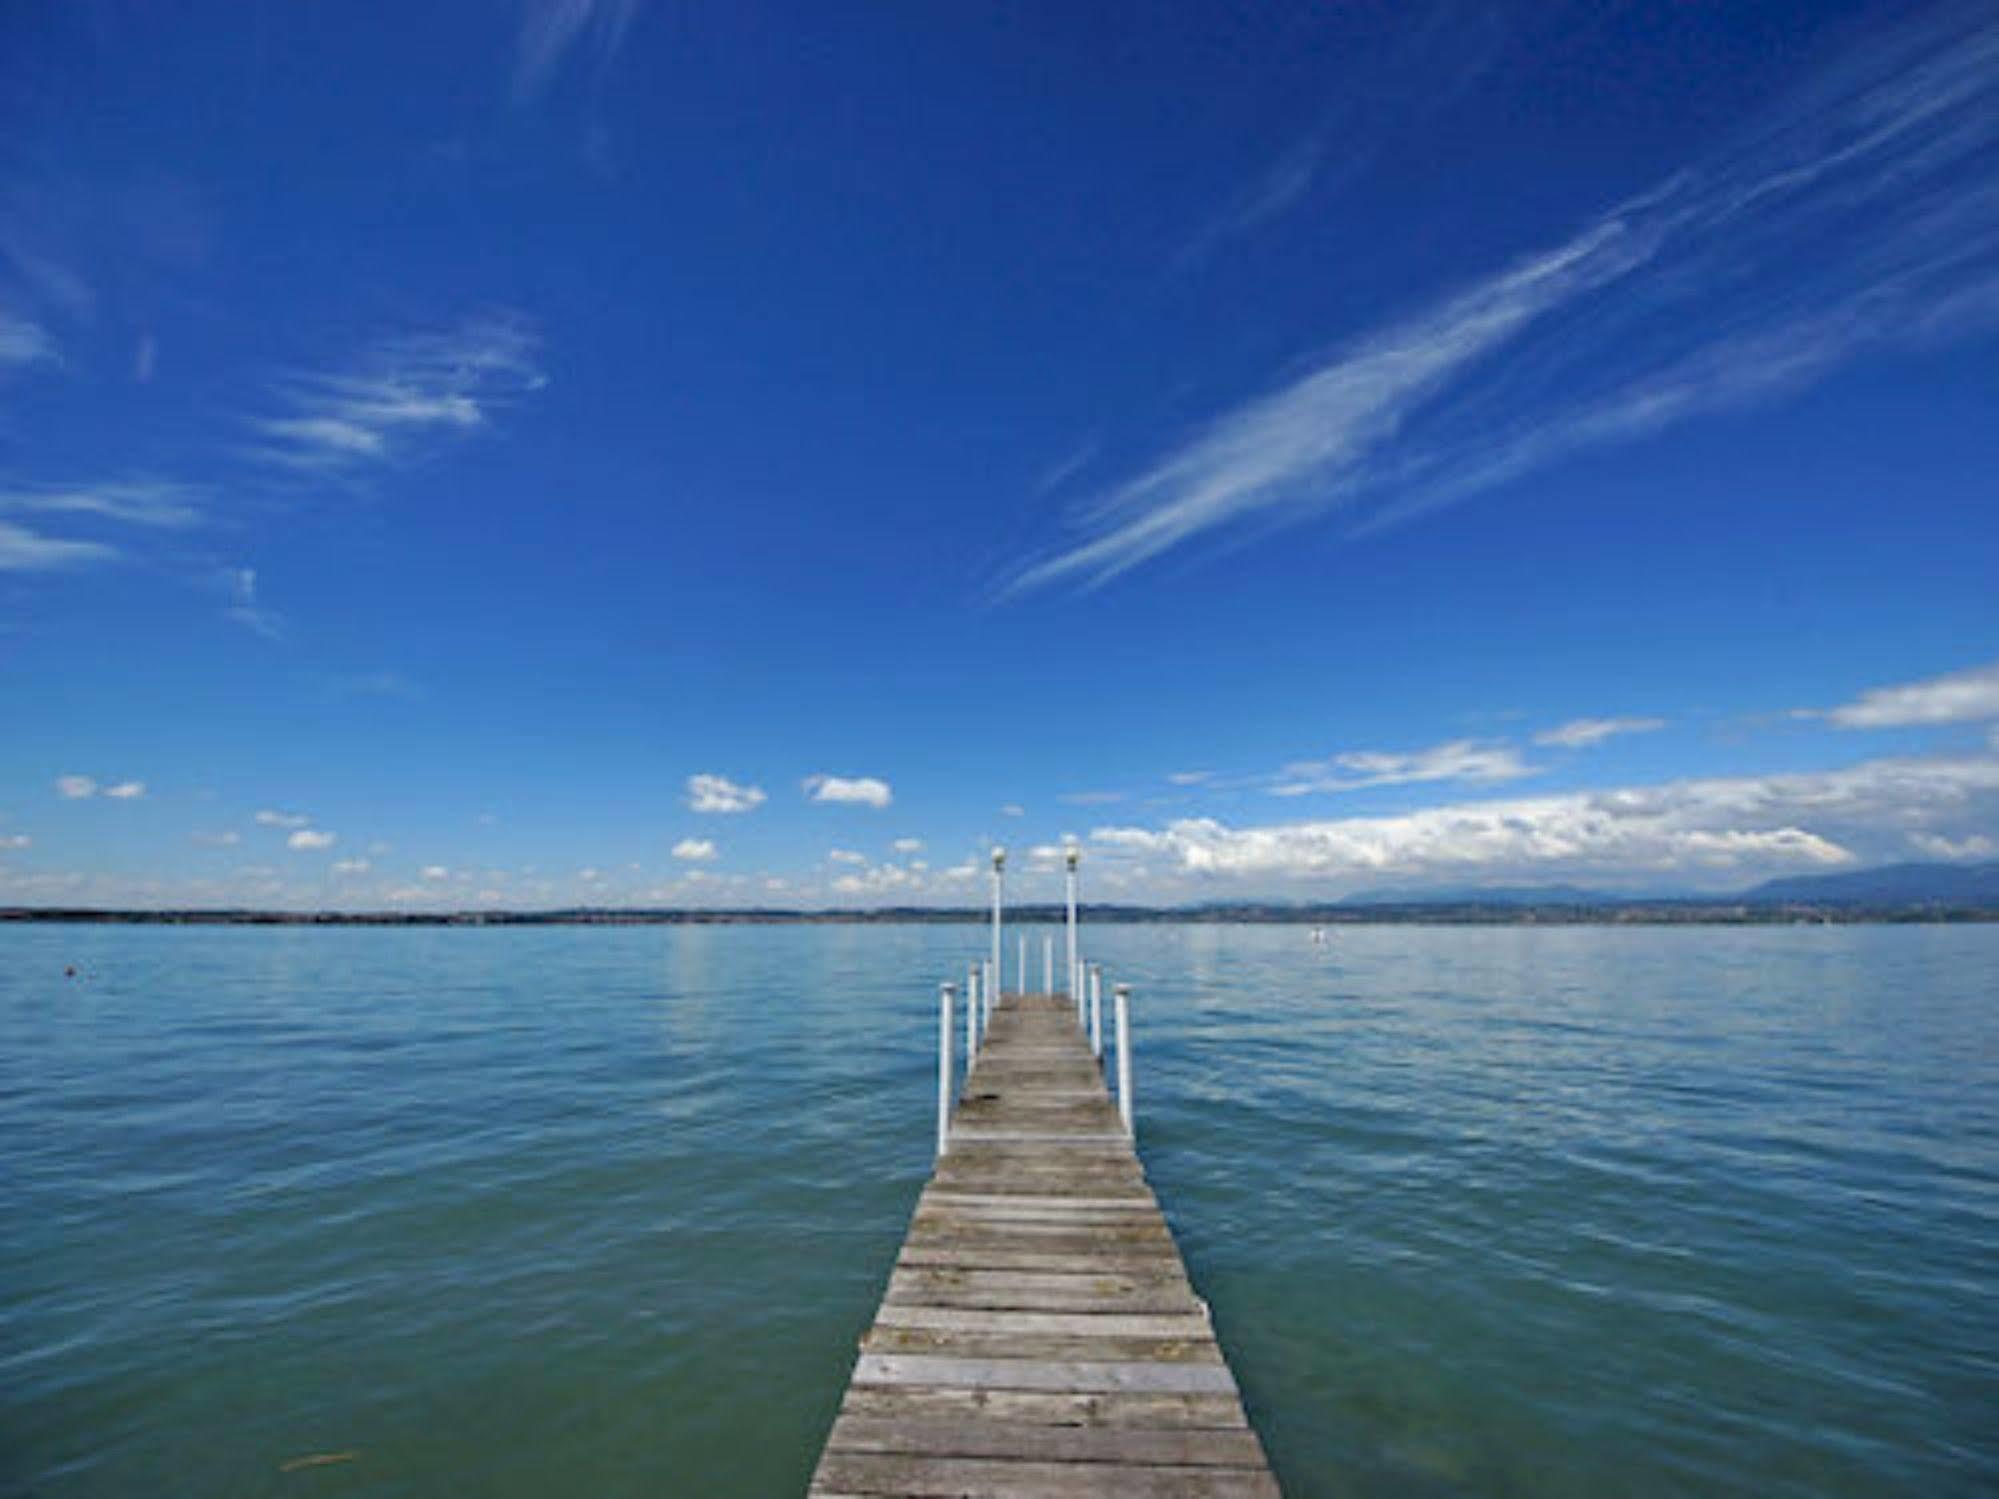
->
<box><xmin>983</xmin><ymin>960</ymin><xmax>995</xmax><ymax>1031</ymax></box>
<box><xmin>1074</xmin><ymin>959</ymin><xmax>1085</xmax><ymax>1025</ymax></box>
<box><xmin>1090</xmin><ymin>964</ymin><xmax>1103</xmax><ymax>1058</ymax></box>
<box><xmin>1043</xmin><ymin>934</ymin><xmax>1052</xmax><ymax>995</ymax></box>
<box><xmin>967</xmin><ymin>965</ymin><xmax>979</xmax><ymax>1068</ymax></box>
<box><xmin>1114</xmin><ymin>983</ymin><xmax>1133</xmax><ymax>1136</ymax></box>
<box><xmin>938</xmin><ymin>982</ymin><xmax>955</xmax><ymax>1157</ymax></box>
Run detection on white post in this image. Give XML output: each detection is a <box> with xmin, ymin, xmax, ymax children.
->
<box><xmin>1114</xmin><ymin>983</ymin><xmax>1133</xmax><ymax>1136</ymax></box>
<box><xmin>1065</xmin><ymin>846</ymin><xmax>1079</xmax><ymax>1007</ymax></box>
<box><xmin>1089</xmin><ymin>964</ymin><xmax>1103</xmax><ymax>1059</ymax></box>
<box><xmin>938</xmin><ymin>982</ymin><xmax>956</xmax><ymax>1157</ymax></box>
<box><xmin>983</xmin><ymin>960</ymin><xmax>994</xmax><ymax>1032</ymax></box>
<box><xmin>967</xmin><ymin>965</ymin><xmax>979</xmax><ymax>1068</ymax></box>
<box><xmin>1019</xmin><ymin>933</ymin><xmax>1027</xmax><ymax>995</ymax></box>
<box><xmin>990</xmin><ymin>848</ymin><xmax>1005</xmax><ymax>1001</ymax></box>
<box><xmin>1043</xmin><ymin>934</ymin><xmax>1052</xmax><ymax>995</ymax></box>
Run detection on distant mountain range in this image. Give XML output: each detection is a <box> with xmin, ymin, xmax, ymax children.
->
<box><xmin>1343</xmin><ymin>882</ymin><xmax>1629</xmax><ymax>907</ymax></box>
<box><xmin>1738</xmin><ymin>860</ymin><xmax>1999</xmax><ymax>905</ymax></box>
<box><xmin>1347</xmin><ymin>861</ymin><xmax>1999</xmax><ymax>907</ymax></box>
<box><xmin>1341</xmin><ymin>862</ymin><xmax>1999</xmax><ymax>907</ymax></box>
<box><xmin>6</xmin><ymin>862</ymin><xmax>1997</xmax><ymax>926</ymax></box>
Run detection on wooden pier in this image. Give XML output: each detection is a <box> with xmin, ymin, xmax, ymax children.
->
<box><xmin>810</xmin><ymin>987</ymin><xmax>1277</xmax><ymax>1496</ymax></box>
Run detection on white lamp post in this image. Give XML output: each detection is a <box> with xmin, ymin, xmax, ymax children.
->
<box><xmin>1065</xmin><ymin>844</ymin><xmax>1079</xmax><ymax>1012</ymax></box>
<box><xmin>990</xmin><ymin>846</ymin><xmax>1005</xmax><ymax>1001</ymax></box>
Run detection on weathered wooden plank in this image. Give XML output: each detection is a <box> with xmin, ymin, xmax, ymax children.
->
<box><xmin>911</xmin><ymin>1213</ymin><xmax>1173</xmax><ymax>1240</ymax></box>
<box><xmin>873</xmin><ymin>1305</ymin><xmax>1214</xmax><ymax>1339</ymax></box>
<box><xmin>862</xmin><ymin>1326</ymin><xmax>1224</xmax><ymax>1364</ymax></box>
<box><xmin>915</xmin><ymin>1194</ymin><xmax>1161</xmax><ymax>1217</ymax></box>
<box><xmin>896</xmin><ymin>1245</ymin><xmax>1188</xmax><ymax>1275</ymax></box>
<box><xmin>835</xmin><ymin>1386</ymin><xmax>1249</xmax><ymax>1431</ymax></box>
<box><xmin>904</xmin><ymin>1232</ymin><xmax>1177</xmax><ymax>1261</ymax></box>
<box><xmin>827</xmin><ymin>1414</ymin><xmax>1269</xmax><ymax>1467</ymax></box>
<box><xmin>812</xmin><ymin>1452</ymin><xmax>1280</xmax><ymax>1497</ymax></box>
<box><xmin>948</xmin><ymin>1130</ymin><xmax>1135</xmax><ymax>1145</ymax></box>
<box><xmin>886</xmin><ymin>1268</ymin><xmax>1201</xmax><ymax>1313</ymax></box>
<box><xmin>850</xmin><ymin>1353</ymin><xmax>1239</xmax><ymax>1395</ymax></box>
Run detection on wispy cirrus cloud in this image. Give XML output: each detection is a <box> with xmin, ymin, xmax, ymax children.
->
<box><xmin>1534</xmin><ymin>716</ymin><xmax>1667</xmax><ymax>749</ymax></box>
<box><xmin>0</xmin><ymin>478</ymin><xmax>206</xmax><ymax>574</ymax></box>
<box><xmin>0</xmin><ymin>520</ymin><xmax>117</xmax><ymax>572</ymax></box>
<box><xmin>1010</xmin><ymin>4</ymin><xmax>1999</xmax><ymax>593</ymax></box>
<box><xmin>1169</xmin><ymin>135</ymin><xmax>1325</xmax><ymax>274</ymax></box>
<box><xmin>515</xmin><ymin>0</ymin><xmax>641</xmax><ymax>98</ymax></box>
<box><xmin>221</xmin><ymin>567</ymin><xmax>282</xmax><ymax>639</ymax></box>
<box><xmin>1820</xmin><ymin>657</ymin><xmax>1999</xmax><ymax>728</ymax></box>
<box><xmin>1272</xmin><ymin>738</ymin><xmax>1535</xmax><ymax>796</ymax></box>
<box><xmin>0</xmin><ymin>310</ymin><xmax>58</xmax><ymax>369</ymax></box>
<box><xmin>0</xmin><ymin>478</ymin><xmax>203</xmax><ymax>529</ymax></box>
<box><xmin>249</xmin><ymin>311</ymin><xmax>545</xmax><ymax>475</ymax></box>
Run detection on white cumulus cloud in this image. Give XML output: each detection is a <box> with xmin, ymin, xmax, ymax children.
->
<box><xmin>1088</xmin><ymin>747</ymin><xmax>1999</xmax><ymax>892</ymax></box>
<box><xmin>255</xmin><ymin>809</ymin><xmax>311</xmax><ymax>829</ymax></box>
<box><xmin>55</xmin><ymin>775</ymin><xmax>97</xmax><ymax>799</ymax></box>
<box><xmin>1824</xmin><ymin>658</ymin><xmax>1999</xmax><ymax>728</ymax></box>
<box><xmin>686</xmin><ymin>773</ymin><xmax>766</xmax><ymax>814</ymax></box>
<box><xmin>287</xmin><ymin>829</ymin><xmax>336</xmax><ymax>851</ymax></box>
<box><xmin>672</xmin><ymin>837</ymin><xmax>718</xmax><ymax>862</ymax></box>
<box><xmin>102</xmin><ymin>781</ymin><xmax>146</xmax><ymax>800</ymax></box>
<box><xmin>806</xmin><ymin>774</ymin><xmax>893</xmax><ymax>809</ymax></box>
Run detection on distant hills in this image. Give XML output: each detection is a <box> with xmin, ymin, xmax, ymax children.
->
<box><xmin>1347</xmin><ymin>862</ymin><xmax>1999</xmax><ymax>908</ymax></box>
<box><xmin>1344</xmin><ymin>882</ymin><xmax>1626</xmax><ymax>907</ymax></box>
<box><xmin>5</xmin><ymin>862</ymin><xmax>1996</xmax><ymax>925</ymax></box>
<box><xmin>1739</xmin><ymin>860</ymin><xmax>1999</xmax><ymax>905</ymax></box>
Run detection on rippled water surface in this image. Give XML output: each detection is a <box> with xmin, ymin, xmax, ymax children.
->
<box><xmin>3</xmin><ymin>923</ymin><xmax>1996</xmax><ymax>1496</ymax></box>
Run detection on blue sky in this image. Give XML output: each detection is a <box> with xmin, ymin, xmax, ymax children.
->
<box><xmin>2</xmin><ymin>0</ymin><xmax>1997</xmax><ymax>909</ymax></box>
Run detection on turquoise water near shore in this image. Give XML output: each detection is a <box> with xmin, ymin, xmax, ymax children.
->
<box><xmin>3</xmin><ymin>923</ymin><xmax>1995</xmax><ymax>1496</ymax></box>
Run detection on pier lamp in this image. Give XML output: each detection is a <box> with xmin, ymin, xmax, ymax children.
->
<box><xmin>990</xmin><ymin>847</ymin><xmax>1005</xmax><ymax>1000</ymax></box>
<box><xmin>1065</xmin><ymin>845</ymin><xmax>1080</xmax><ymax>1009</ymax></box>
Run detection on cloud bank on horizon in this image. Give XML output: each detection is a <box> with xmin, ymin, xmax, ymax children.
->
<box><xmin>6</xmin><ymin>655</ymin><xmax>1999</xmax><ymax>909</ymax></box>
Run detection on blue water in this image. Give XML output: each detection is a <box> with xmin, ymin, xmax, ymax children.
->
<box><xmin>2</xmin><ymin>923</ymin><xmax>1995</xmax><ymax>1496</ymax></box>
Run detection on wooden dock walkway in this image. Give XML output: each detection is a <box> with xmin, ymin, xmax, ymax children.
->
<box><xmin>810</xmin><ymin>990</ymin><xmax>1278</xmax><ymax>1497</ymax></box>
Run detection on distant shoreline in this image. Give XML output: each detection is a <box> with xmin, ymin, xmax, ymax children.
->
<box><xmin>4</xmin><ymin>904</ymin><xmax>1996</xmax><ymax>927</ymax></box>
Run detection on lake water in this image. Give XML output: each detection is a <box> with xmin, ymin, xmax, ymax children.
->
<box><xmin>2</xmin><ymin>922</ymin><xmax>1995</xmax><ymax>1496</ymax></box>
